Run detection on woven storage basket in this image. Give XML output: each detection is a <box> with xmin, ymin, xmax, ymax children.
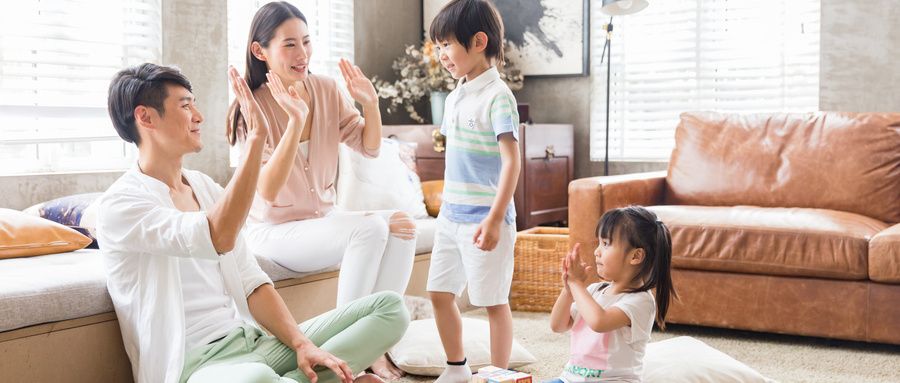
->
<box><xmin>510</xmin><ymin>227</ymin><xmax>569</xmax><ymax>312</ymax></box>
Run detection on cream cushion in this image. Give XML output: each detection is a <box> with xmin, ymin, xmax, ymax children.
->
<box><xmin>337</xmin><ymin>139</ymin><xmax>428</xmax><ymax>219</ymax></box>
<box><xmin>644</xmin><ymin>336</ymin><xmax>776</xmax><ymax>383</ymax></box>
<box><xmin>388</xmin><ymin>318</ymin><xmax>536</xmax><ymax>376</ymax></box>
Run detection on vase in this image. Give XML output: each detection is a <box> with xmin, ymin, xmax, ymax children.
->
<box><xmin>430</xmin><ymin>91</ymin><xmax>449</xmax><ymax>125</ymax></box>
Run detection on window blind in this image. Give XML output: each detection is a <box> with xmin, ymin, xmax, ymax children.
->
<box><xmin>0</xmin><ymin>0</ymin><xmax>161</xmax><ymax>175</ymax></box>
<box><xmin>227</xmin><ymin>0</ymin><xmax>354</xmax><ymax>165</ymax></box>
<box><xmin>589</xmin><ymin>0</ymin><xmax>820</xmax><ymax>162</ymax></box>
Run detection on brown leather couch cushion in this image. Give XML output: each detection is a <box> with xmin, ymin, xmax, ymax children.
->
<box><xmin>869</xmin><ymin>223</ymin><xmax>900</xmax><ymax>283</ymax></box>
<box><xmin>665</xmin><ymin>111</ymin><xmax>900</xmax><ymax>223</ymax></box>
<box><xmin>650</xmin><ymin>205</ymin><xmax>889</xmax><ymax>280</ymax></box>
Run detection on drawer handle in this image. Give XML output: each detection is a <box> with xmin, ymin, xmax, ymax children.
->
<box><xmin>432</xmin><ymin>129</ymin><xmax>446</xmax><ymax>153</ymax></box>
<box><xmin>545</xmin><ymin>145</ymin><xmax>555</xmax><ymax>159</ymax></box>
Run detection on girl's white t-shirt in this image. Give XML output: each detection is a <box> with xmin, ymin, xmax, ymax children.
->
<box><xmin>561</xmin><ymin>283</ymin><xmax>656</xmax><ymax>383</ymax></box>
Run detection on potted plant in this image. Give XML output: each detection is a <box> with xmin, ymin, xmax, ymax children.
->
<box><xmin>374</xmin><ymin>40</ymin><xmax>524</xmax><ymax>124</ymax></box>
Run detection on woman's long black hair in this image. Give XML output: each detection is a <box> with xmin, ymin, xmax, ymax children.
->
<box><xmin>596</xmin><ymin>206</ymin><xmax>677</xmax><ymax>329</ymax></box>
<box><xmin>227</xmin><ymin>1</ymin><xmax>307</xmax><ymax>146</ymax></box>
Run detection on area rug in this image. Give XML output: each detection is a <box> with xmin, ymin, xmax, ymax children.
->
<box><xmin>393</xmin><ymin>308</ymin><xmax>900</xmax><ymax>383</ymax></box>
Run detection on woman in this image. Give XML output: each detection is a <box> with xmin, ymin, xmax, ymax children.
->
<box><xmin>226</xmin><ymin>2</ymin><xmax>415</xmax><ymax>379</ymax></box>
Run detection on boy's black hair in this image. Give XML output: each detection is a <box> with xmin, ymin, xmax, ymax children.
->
<box><xmin>596</xmin><ymin>206</ymin><xmax>677</xmax><ymax>329</ymax></box>
<box><xmin>430</xmin><ymin>0</ymin><xmax>505</xmax><ymax>69</ymax></box>
<box><xmin>107</xmin><ymin>63</ymin><xmax>193</xmax><ymax>147</ymax></box>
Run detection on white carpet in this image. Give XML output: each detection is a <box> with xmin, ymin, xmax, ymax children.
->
<box><xmin>394</xmin><ymin>309</ymin><xmax>900</xmax><ymax>383</ymax></box>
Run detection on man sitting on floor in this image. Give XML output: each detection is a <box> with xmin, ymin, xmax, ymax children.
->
<box><xmin>97</xmin><ymin>63</ymin><xmax>409</xmax><ymax>383</ymax></box>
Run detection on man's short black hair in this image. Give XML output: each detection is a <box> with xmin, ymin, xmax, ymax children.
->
<box><xmin>430</xmin><ymin>0</ymin><xmax>505</xmax><ymax>68</ymax></box>
<box><xmin>107</xmin><ymin>63</ymin><xmax>193</xmax><ymax>146</ymax></box>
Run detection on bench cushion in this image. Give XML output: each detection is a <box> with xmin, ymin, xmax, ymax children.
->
<box><xmin>0</xmin><ymin>218</ymin><xmax>436</xmax><ymax>333</ymax></box>
<box><xmin>651</xmin><ymin>205</ymin><xmax>888</xmax><ymax>280</ymax></box>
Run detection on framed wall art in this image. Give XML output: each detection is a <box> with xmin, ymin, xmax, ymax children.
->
<box><xmin>423</xmin><ymin>0</ymin><xmax>589</xmax><ymax>77</ymax></box>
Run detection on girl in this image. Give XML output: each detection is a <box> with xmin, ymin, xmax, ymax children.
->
<box><xmin>226</xmin><ymin>2</ymin><xmax>415</xmax><ymax>379</ymax></box>
<box><xmin>547</xmin><ymin>206</ymin><xmax>676</xmax><ymax>383</ymax></box>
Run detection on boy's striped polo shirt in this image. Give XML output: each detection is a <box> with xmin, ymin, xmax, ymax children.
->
<box><xmin>439</xmin><ymin>66</ymin><xmax>520</xmax><ymax>224</ymax></box>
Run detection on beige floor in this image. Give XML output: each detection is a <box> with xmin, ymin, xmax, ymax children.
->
<box><xmin>394</xmin><ymin>308</ymin><xmax>900</xmax><ymax>383</ymax></box>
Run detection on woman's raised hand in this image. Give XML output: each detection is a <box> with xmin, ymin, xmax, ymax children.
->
<box><xmin>339</xmin><ymin>58</ymin><xmax>378</xmax><ymax>109</ymax></box>
<box><xmin>266</xmin><ymin>70</ymin><xmax>309</xmax><ymax>123</ymax></box>
<box><xmin>229</xmin><ymin>65</ymin><xmax>267</xmax><ymax>141</ymax></box>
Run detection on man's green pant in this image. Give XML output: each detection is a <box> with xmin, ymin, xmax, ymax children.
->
<box><xmin>180</xmin><ymin>291</ymin><xmax>409</xmax><ymax>383</ymax></box>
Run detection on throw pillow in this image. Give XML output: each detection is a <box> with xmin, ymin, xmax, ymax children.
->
<box><xmin>388</xmin><ymin>318</ymin><xmax>536</xmax><ymax>376</ymax></box>
<box><xmin>420</xmin><ymin>180</ymin><xmax>444</xmax><ymax>218</ymax></box>
<box><xmin>644</xmin><ymin>336</ymin><xmax>776</xmax><ymax>383</ymax></box>
<box><xmin>0</xmin><ymin>208</ymin><xmax>92</xmax><ymax>259</ymax></box>
<box><xmin>337</xmin><ymin>138</ymin><xmax>428</xmax><ymax>219</ymax></box>
<box><xmin>23</xmin><ymin>192</ymin><xmax>102</xmax><ymax>248</ymax></box>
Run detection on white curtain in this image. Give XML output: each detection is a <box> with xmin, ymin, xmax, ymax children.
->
<box><xmin>590</xmin><ymin>0</ymin><xmax>820</xmax><ymax>162</ymax></box>
<box><xmin>0</xmin><ymin>0</ymin><xmax>162</xmax><ymax>174</ymax></box>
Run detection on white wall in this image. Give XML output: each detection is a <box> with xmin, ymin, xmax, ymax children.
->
<box><xmin>819</xmin><ymin>0</ymin><xmax>900</xmax><ymax>112</ymax></box>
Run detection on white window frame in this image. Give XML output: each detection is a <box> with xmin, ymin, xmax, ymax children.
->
<box><xmin>0</xmin><ymin>0</ymin><xmax>162</xmax><ymax>175</ymax></box>
<box><xmin>590</xmin><ymin>0</ymin><xmax>820</xmax><ymax>162</ymax></box>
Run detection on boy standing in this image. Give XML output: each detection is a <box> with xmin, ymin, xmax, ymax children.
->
<box><xmin>426</xmin><ymin>1</ymin><xmax>521</xmax><ymax>382</ymax></box>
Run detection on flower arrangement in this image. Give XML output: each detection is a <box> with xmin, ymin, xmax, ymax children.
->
<box><xmin>373</xmin><ymin>40</ymin><xmax>525</xmax><ymax>123</ymax></box>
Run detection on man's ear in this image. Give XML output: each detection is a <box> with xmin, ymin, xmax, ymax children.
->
<box><xmin>629</xmin><ymin>248</ymin><xmax>645</xmax><ymax>265</ymax></box>
<box><xmin>251</xmin><ymin>42</ymin><xmax>266</xmax><ymax>61</ymax></box>
<box><xmin>472</xmin><ymin>31</ymin><xmax>488</xmax><ymax>53</ymax></box>
<box><xmin>134</xmin><ymin>105</ymin><xmax>153</xmax><ymax>128</ymax></box>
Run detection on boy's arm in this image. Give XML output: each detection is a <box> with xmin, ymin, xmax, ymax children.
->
<box><xmin>473</xmin><ymin>133</ymin><xmax>520</xmax><ymax>250</ymax></box>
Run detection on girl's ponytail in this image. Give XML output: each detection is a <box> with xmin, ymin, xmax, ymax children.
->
<box><xmin>649</xmin><ymin>219</ymin><xmax>675</xmax><ymax>329</ymax></box>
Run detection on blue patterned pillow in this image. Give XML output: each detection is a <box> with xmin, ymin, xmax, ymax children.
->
<box><xmin>23</xmin><ymin>193</ymin><xmax>102</xmax><ymax>249</ymax></box>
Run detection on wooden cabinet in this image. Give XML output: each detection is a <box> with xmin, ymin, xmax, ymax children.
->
<box><xmin>514</xmin><ymin>124</ymin><xmax>574</xmax><ymax>230</ymax></box>
<box><xmin>383</xmin><ymin>123</ymin><xmax>574</xmax><ymax>230</ymax></box>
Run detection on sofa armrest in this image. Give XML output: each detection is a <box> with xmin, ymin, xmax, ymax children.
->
<box><xmin>870</xmin><ymin>223</ymin><xmax>900</xmax><ymax>283</ymax></box>
<box><xmin>568</xmin><ymin>171</ymin><xmax>667</xmax><ymax>256</ymax></box>
<box><xmin>421</xmin><ymin>180</ymin><xmax>444</xmax><ymax>218</ymax></box>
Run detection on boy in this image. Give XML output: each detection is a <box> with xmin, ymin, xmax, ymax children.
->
<box><xmin>426</xmin><ymin>1</ymin><xmax>521</xmax><ymax>382</ymax></box>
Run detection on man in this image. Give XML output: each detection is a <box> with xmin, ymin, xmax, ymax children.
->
<box><xmin>98</xmin><ymin>63</ymin><xmax>408</xmax><ymax>383</ymax></box>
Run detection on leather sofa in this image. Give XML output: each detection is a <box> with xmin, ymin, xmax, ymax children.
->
<box><xmin>568</xmin><ymin>111</ymin><xmax>900</xmax><ymax>344</ymax></box>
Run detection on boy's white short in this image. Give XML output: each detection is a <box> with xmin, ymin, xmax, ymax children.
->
<box><xmin>426</xmin><ymin>215</ymin><xmax>517</xmax><ymax>307</ymax></box>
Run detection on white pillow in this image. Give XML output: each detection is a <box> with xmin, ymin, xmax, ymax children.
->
<box><xmin>337</xmin><ymin>139</ymin><xmax>428</xmax><ymax>219</ymax></box>
<box><xmin>644</xmin><ymin>336</ymin><xmax>776</xmax><ymax>383</ymax></box>
<box><xmin>388</xmin><ymin>318</ymin><xmax>536</xmax><ymax>376</ymax></box>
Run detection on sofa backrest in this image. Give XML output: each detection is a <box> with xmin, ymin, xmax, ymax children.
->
<box><xmin>665</xmin><ymin>111</ymin><xmax>900</xmax><ymax>223</ymax></box>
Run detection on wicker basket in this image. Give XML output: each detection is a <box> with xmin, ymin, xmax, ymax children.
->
<box><xmin>510</xmin><ymin>227</ymin><xmax>569</xmax><ymax>312</ymax></box>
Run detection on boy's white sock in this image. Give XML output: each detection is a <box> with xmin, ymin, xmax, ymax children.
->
<box><xmin>434</xmin><ymin>359</ymin><xmax>471</xmax><ymax>383</ymax></box>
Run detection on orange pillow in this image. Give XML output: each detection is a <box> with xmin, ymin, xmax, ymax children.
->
<box><xmin>421</xmin><ymin>180</ymin><xmax>444</xmax><ymax>218</ymax></box>
<box><xmin>0</xmin><ymin>208</ymin><xmax>92</xmax><ymax>259</ymax></box>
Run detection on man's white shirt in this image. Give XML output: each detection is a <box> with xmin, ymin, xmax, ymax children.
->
<box><xmin>98</xmin><ymin>162</ymin><xmax>272</xmax><ymax>383</ymax></box>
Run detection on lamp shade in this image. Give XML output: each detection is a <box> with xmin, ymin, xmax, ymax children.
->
<box><xmin>601</xmin><ymin>0</ymin><xmax>649</xmax><ymax>16</ymax></box>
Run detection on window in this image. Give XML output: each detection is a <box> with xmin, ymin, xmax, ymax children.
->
<box><xmin>0</xmin><ymin>0</ymin><xmax>162</xmax><ymax>175</ymax></box>
<box><xmin>590</xmin><ymin>0</ymin><xmax>820</xmax><ymax>162</ymax></box>
<box><xmin>226</xmin><ymin>0</ymin><xmax>354</xmax><ymax>165</ymax></box>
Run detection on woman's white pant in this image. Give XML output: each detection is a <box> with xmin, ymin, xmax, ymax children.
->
<box><xmin>246</xmin><ymin>210</ymin><xmax>416</xmax><ymax>306</ymax></box>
